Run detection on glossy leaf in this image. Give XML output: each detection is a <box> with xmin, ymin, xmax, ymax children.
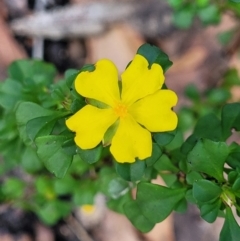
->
<box><xmin>137</xmin><ymin>43</ymin><xmax>173</xmax><ymax>72</ymax></box>
<box><xmin>36</xmin><ymin>135</ymin><xmax>73</xmax><ymax>178</ymax></box>
<box><xmin>153</xmin><ymin>130</ymin><xmax>176</xmax><ymax>146</ymax></box>
<box><xmin>136</xmin><ymin>182</ymin><xmax>186</xmax><ymax>223</ymax></box>
<box><xmin>145</xmin><ymin>143</ymin><xmax>162</xmax><ymax>166</ymax></box>
<box><xmin>115</xmin><ymin>160</ymin><xmax>146</xmax><ymax>181</ymax></box>
<box><xmin>194</xmin><ymin>113</ymin><xmax>223</xmax><ymax>141</ymax></box>
<box><xmin>220</xmin><ymin>208</ymin><xmax>240</xmax><ymax>241</ymax></box>
<box><xmin>221</xmin><ymin>103</ymin><xmax>240</xmax><ymax>140</ymax></box>
<box><xmin>16</xmin><ymin>102</ymin><xmax>54</xmax><ymax>145</ymax></box>
<box><xmin>200</xmin><ymin>200</ymin><xmax>221</xmax><ymax>223</ymax></box>
<box><xmin>187</xmin><ymin>139</ymin><xmax>229</xmax><ymax>182</ymax></box>
<box><xmin>193</xmin><ymin>179</ymin><xmax>222</xmax><ymax>203</ymax></box>
<box><xmin>77</xmin><ymin>145</ymin><xmax>103</xmax><ymax>164</ymax></box>
<box><xmin>124</xmin><ymin>200</ymin><xmax>155</xmax><ymax>232</ymax></box>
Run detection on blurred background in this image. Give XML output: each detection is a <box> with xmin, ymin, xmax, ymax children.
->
<box><xmin>0</xmin><ymin>0</ymin><xmax>240</xmax><ymax>240</ymax></box>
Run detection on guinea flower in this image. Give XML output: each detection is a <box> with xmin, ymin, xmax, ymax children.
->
<box><xmin>66</xmin><ymin>54</ymin><xmax>178</xmax><ymax>163</ymax></box>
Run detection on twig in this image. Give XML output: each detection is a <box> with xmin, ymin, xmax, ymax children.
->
<box><xmin>66</xmin><ymin>215</ymin><xmax>95</xmax><ymax>241</ymax></box>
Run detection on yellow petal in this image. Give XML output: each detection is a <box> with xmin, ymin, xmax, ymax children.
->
<box><xmin>121</xmin><ymin>55</ymin><xmax>164</xmax><ymax>105</ymax></box>
<box><xmin>110</xmin><ymin>115</ymin><xmax>152</xmax><ymax>163</ymax></box>
<box><xmin>128</xmin><ymin>90</ymin><xmax>178</xmax><ymax>132</ymax></box>
<box><xmin>75</xmin><ymin>59</ymin><xmax>120</xmax><ymax>107</ymax></box>
<box><xmin>66</xmin><ymin>105</ymin><xmax>118</xmax><ymax>149</ymax></box>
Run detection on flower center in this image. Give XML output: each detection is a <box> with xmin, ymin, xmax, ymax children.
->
<box><xmin>114</xmin><ymin>102</ymin><xmax>128</xmax><ymax>118</ymax></box>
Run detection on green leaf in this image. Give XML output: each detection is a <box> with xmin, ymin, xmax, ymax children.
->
<box><xmin>137</xmin><ymin>44</ymin><xmax>173</xmax><ymax>72</ymax></box>
<box><xmin>184</xmin><ymin>84</ymin><xmax>200</xmax><ymax>102</ymax></box>
<box><xmin>200</xmin><ymin>200</ymin><xmax>221</xmax><ymax>223</ymax></box>
<box><xmin>2</xmin><ymin>178</ymin><xmax>25</xmax><ymax>199</ymax></box>
<box><xmin>187</xmin><ymin>139</ymin><xmax>229</xmax><ymax>182</ymax></box>
<box><xmin>115</xmin><ymin>160</ymin><xmax>146</xmax><ymax>181</ymax></box>
<box><xmin>186</xmin><ymin>171</ymin><xmax>203</xmax><ymax>185</ymax></box>
<box><xmin>21</xmin><ymin>146</ymin><xmax>43</xmax><ymax>173</ymax></box>
<box><xmin>153</xmin><ymin>130</ymin><xmax>176</xmax><ymax>146</ymax></box>
<box><xmin>0</xmin><ymin>79</ymin><xmax>23</xmax><ymax>110</ymax></box>
<box><xmin>160</xmin><ymin>173</ymin><xmax>178</xmax><ymax>187</ymax></box>
<box><xmin>207</xmin><ymin>89</ymin><xmax>231</xmax><ymax>105</ymax></box>
<box><xmin>173</xmin><ymin>8</ymin><xmax>194</xmax><ymax>29</ymax></box>
<box><xmin>181</xmin><ymin>134</ymin><xmax>198</xmax><ymax>155</ymax></box>
<box><xmin>222</xmin><ymin>68</ymin><xmax>240</xmax><ymax>88</ymax></box>
<box><xmin>35</xmin><ymin>135</ymin><xmax>73</xmax><ymax>178</ymax></box>
<box><xmin>26</xmin><ymin>115</ymin><xmax>61</xmax><ymax>142</ymax></box>
<box><xmin>37</xmin><ymin>200</ymin><xmax>71</xmax><ymax>226</ymax></box>
<box><xmin>232</xmin><ymin>177</ymin><xmax>240</xmax><ymax>191</ymax></box>
<box><xmin>77</xmin><ymin>145</ymin><xmax>103</xmax><ymax>164</ymax></box>
<box><xmin>62</xmin><ymin>139</ymin><xmax>77</xmax><ymax>156</ymax></box>
<box><xmin>16</xmin><ymin>102</ymin><xmax>54</xmax><ymax>145</ymax></box>
<box><xmin>220</xmin><ymin>208</ymin><xmax>240</xmax><ymax>241</ymax></box>
<box><xmin>194</xmin><ymin>113</ymin><xmax>223</xmax><ymax>141</ymax></box>
<box><xmin>198</xmin><ymin>5</ymin><xmax>220</xmax><ymax>25</ymax></box>
<box><xmin>221</xmin><ymin>103</ymin><xmax>240</xmax><ymax>140</ymax></box>
<box><xmin>154</xmin><ymin>154</ymin><xmax>179</xmax><ymax>172</ymax></box>
<box><xmin>136</xmin><ymin>182</ymin><xmax>186</xmax><ymax>223</ymax></box>
<box><xmin>54</xmin><ymin>176</ymin><xmax>76</xmax><ymax>195</ymax></box>
<box><xmin>145</xmin><ymin>143</ymin><xmax>162</xmax><ymax>166</ymax></box>
<box><xmin>226</xmin><ymin>147</ymin><xmax>240</xmax><ymax>169</ymax></box>
<box><xmin>8</xmin><ymin>59</ymin><xmax>56</xmax><ymax>85</ymax></box>
<box><xmin>193</xmin><ymin>179</ymin><xmax>222</xmax><ymax>203</ymax></box>
<box><xmin>174</xmin><ymin>198</ymin><xmax>188</xmax><ymax>213</ymax></box>
<box><xmin>124</xmin><ymin>200</ymin><xmax>155</xmax><ymax>232</ymax></box>
<box><xmin>108</xmin><ymin>177</ymin><xmax>129</xmax><ymax>199</ymax></box>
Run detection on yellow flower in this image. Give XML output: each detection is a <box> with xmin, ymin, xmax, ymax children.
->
<box><xmin>66</xmin><ymin>55</ymin><xmax>178</xmax><ymax>163</ymax></box>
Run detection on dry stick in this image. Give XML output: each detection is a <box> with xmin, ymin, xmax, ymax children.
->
<box><xmin>66</xmin><ymin>215</ymin><xmax>95</xmax><ymax>241</ymax></box>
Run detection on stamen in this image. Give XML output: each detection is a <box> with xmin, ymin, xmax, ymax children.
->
<box><xmin>114</xmin><ymin>102</ymin><xmax>128</xmax><ymax>118</ymax></box>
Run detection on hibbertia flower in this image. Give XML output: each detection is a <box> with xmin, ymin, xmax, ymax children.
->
<box><xmin>66</xmin><ymin>54</ymin><xmax>178</xmax><ymax>163</ymax></box>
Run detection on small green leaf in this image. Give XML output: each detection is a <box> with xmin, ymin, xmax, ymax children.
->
<box><xmin>0</xmin><ymin>78</ymin><xmax>23</xmax><ymax>110</ymax></box>
<box><xmin>145</xmin><ymin>143</ymin><xmax>162</xmax><ymax>166</ymax></box>
<box><xmin>108</xmin><ymin>178</ymin><xmax>129</xmax><ymax>199</ymax></box>
<box><xmin>115</xmin><ymin>160</ymin><xmax>146</xmax><ymax>181</ymax></box>
<box><xmin>8</xmin><ymin>59</ymin><xmax>56</xmax><ymax>85</ymax></box>
<box><xmin>187</xmin><ymin>139</ymin><xmax>229</xmax><ymax>182</ymax></box>
<box><xmin>62</xmin><ymin>139</ymin><xmax>77</xmax><ymax>156</ymax></box>
<box><xmin>193</xmin><ymin>179</ymin><xmax>222</xmax><ymax>203</ymax></box>
<box><xmin>181</xmin><ymin>134</ymin><xmax>198</xmax><ymax>155</ymax></box>
<box><xmin>220</xmin><ymin>208</ymin><xmax>240</xmax><ymax>241</ymax></box>
<box><xmin>232</xmin><ymin>177</ymin><xmax>240</xmax><ymax>191</ymax></box>
<box><xmin>153</xmin><ymin>130</ymin><xmax>176</xmax><ymax>146</ymax></box>
<box><xmin>184</xmin><ymin>84</ymin><xmax>200</xmax><ymax>102</ymax></box>
<box><xmin>221</xmin><ymin>103</ymin><xmax>240</xmax><ymax>140</ymax></box>
<box><xmin>36</xmin><ymin>135</ymin><xmax>73</xmax><ymax>178</ymax></box>
<box><xmin>173</xmin><ymin>8</ymin><xmax>194</xmax><ymax>29</ymax></box>
<box><xmin>160</xmin><ymin>173</ymin><xmax>178</xmax><ymax>187</ymax></box>
<box><xmin>194</xmin><ymin>113</ymin><xmax>223</xmax><ymax>141</ymax></box>
<box><xmin>154</xmin><ymin>154</ymin><xmax>179</xmax><ymax>172</ymax></box>
<box><xmin>222</xmin><ymin>69</ymin><xmax>240</xmax><ymax>88</ymax></box>
<box><xmin>2</xmin><ymin>178</ymin><xmax>25</xmax><ymax>199</ymax></box>
<box><xmin>26</xmin><ymin>115</ymin><xmax>60</xmax><ymax>142</ymax></box>
<box><xmin>200</xmin><ymin>200</ymin><xmax>221</xmax><ymax>223</ymax></box>
<box><xmin>16</xmin><ymin>102</ymin><xmax>54</xmax><ymax>145</ymax></box>
<box><xmin>124</xmin><ymin>200</ymin><xmax>155</xmax><ymax>232</ymax></box>
<box><xmin>226</xmin><ymin>149</ymin><xmax>240</xmax><ymax>169</ymax></box>
<box><xmin>137</xmin><ymin>44</ymin><xmax>173</xmax><ymax>72</ymax></box>
<box><xmin>186</xmin><ymin>171</ymin><xmax>203</xmax><ymax>185</ymax></box>
<box><xmin>37</xmin><ymin>200</ymin><xmax>71</xmax><ymax>225</ymax></box>
<box><xmin>21</xmin><ymin>147</ymin><xmax>43</xmax><ymax>173</ymax></box>
<box><xmin>136</xmin><ymin>182</ymin><xmax>186</xmax><ymax>223</ymax></box>
<box><xmin>77</xmin><ymin>145</ymin><xmax>103</xmax><ymax>164</ymax></box>
<box><xmin>198</xmin><ymin>5</ymin><xmax>220</xmax><ymax>25</ymax></box>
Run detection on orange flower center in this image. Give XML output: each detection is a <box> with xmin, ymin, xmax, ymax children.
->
<box><xmin>114</xmin><ymin>102</ymin><xmax>128</xmax><ymax>118</ymax></box>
